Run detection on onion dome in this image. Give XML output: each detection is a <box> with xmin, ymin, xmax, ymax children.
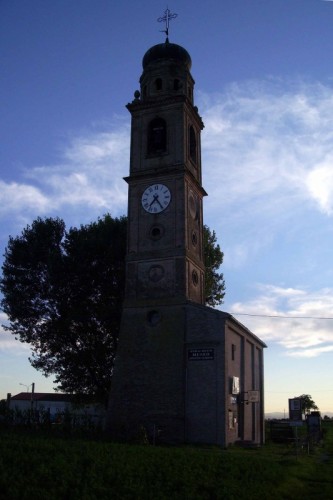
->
<box><xmin>142</xmin><ymin>40</ymin><xmax>192</xmax><ymax>70</ymax></box>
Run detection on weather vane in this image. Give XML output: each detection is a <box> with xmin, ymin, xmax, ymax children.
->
<box><xmin>157</xmin><ymin>8</ymin><xmax>177</xmax><ymax>39</ymax></box>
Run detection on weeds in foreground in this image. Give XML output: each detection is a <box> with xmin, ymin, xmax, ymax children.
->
<box><xmin>0</xmin><ymin>423</ymin><xmax>332</xmax><ymax>499</ymax></box>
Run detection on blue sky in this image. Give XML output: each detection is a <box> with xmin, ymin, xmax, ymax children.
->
<box><xmin>1</xmin><ymin>0</ymin><xmax>333</xmax><ymax>415</ymax></box>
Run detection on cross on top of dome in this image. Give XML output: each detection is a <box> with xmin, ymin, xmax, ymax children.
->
<box><xmin>157</xmin><ymin>8</ymin><xmax>177</xmax><ymax>40</ymax></box>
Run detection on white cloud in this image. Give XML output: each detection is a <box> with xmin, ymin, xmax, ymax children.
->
<box><xmin>229</xmin><ymin>284</ymin><xmax>333</xmax><ymax>357</ymax></box>
<box><xmin>64</xmin><ymin>128</ymin><xmax>130</xmax><ymax>165</ymax></box>
<box><xmin>2</xmin><ymin>79</ymin><xmax>333</xmax><ymax>235</ymax></box>
<box><xmin>28</xmin><ymin>126</ymin><xmax>130</xmax><ymax>214</ymax></box>
<box><xmin>196</xmin><ymin>79</ymin><xmax>333</xmax><ymax>270</ymax></box>
<box><xmin>199</xmin><ymin>80</ymin><xmax>333</xmax><ymax>217</ymax></box>
<box><xmin>286</xmin><ymin>344</ymin><xmax>333</xmax><ymax>358</ymax></box>
<box><xmin>0</xmin><ymin>121</ymin><xmax>130</xmax><ymax>225</ymax></box>
<box><xmin>306</xmin><ymin>160</ymin><xmax>333</xmax><ymax>215</ymax></box>
<box><xmin>0</xmin><ymin>181</ymin><xmax>48</xmax><ymax>215</ymax></box>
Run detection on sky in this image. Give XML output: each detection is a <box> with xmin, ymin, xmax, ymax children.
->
<box><xmin>1</xmin><ymin>0</ymin><xmax>333</xmax><ymax>416</ymax></box>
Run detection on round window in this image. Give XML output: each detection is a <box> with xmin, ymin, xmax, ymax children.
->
<box><xmin>149</xmin><ymin>224</ymin><xmax>164</xmax><ymax>240</ymax></box>
<box><xmin>147</xmin><ymin>310</ymin><xmax>161</xmax><ymax>326</ymax></box>
<box><xmin>192</xmin><ymin>270</ymin><xmax>199</xmax><ymax>286</ymax></box>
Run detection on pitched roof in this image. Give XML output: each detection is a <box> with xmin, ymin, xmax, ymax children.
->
<box><xmin>11</xmin><ymin>392</ymin><xmax>73</xmax><ymax>402</ymax></box>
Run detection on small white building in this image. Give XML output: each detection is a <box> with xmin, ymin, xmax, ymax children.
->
<box><xmin>9</xmin><ymin>392</ymin><xmax>71</xmax><ymax>420</ymax></box>
<box><xmin>8</xmin><ymin>392</ymin><xmax>105</xmax><ymax>426</ymax></box>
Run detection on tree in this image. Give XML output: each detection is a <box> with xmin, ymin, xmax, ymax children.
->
<box><xmin>1</xmin><ymin>215</ymin><xmax>126</xmax><ymax>404</ymax></box>
<box><xmin>297</xmin><ymin>394</ymin><xmax>319</xmax><ymax>415</ymax></box>
<box><xmin>203</xmin><ymin>225</ymin><xmax>225</xmax><ymax>306</ymax></box>
<box><xmin>1</xmin><ymin>215</ymin><xmax>225</xmax><ymax>401</ymax></box>
<box><xmin>0</xmin><ymin>399</ymin><xmax>7</xmax><ymax>416</ymax></box>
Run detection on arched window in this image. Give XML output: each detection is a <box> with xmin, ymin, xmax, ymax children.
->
<box><xmin>155</xmin><ymin>78</ymin><xmax>163</xmax><ymax>91</ymax></box>
<box><xmin>147</xmin><ymin>118</ymin><xmax>167</xmax><ymax>155</ymax></box>
<box><xmin>189</xmin><ymin>126</ymin><xmax>196</xmax><ymax>163</ymax></box>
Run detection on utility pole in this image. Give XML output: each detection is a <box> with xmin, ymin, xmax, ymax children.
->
<box><xmin>31</xmin><ymin>382</ymin><xmax>35</xmax><ymax>416</ymax></box>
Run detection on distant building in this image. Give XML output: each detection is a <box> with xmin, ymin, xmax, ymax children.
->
<box><xmin>8</xmin><ymin>392</ymin><xmax>105</xmax><ymax>425</ymax></box>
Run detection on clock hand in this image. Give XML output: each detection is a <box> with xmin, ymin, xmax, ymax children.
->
<box><xmin>151</xmin><ymin>194</ymin><xmax>164</xmax><ymax>209</ymax></box>
<box><xmin>150</xmin><ymin>194</ymin><xmax>164</xmax><ymax>207</ymax></box>
<box><xmin>155</xmin><ymin>198</ymin><xmax>164</xmax><ymax>209</ymax></box>
<box><xmin>149</xmin><ymin>194</ymin><xmax>159</xmax><ymax>207</ymax></box>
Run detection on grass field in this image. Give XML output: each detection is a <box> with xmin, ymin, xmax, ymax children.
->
<box><xmin>0</xmin><ymin>422</ymin><xmax>332</xmax><ymax>499</ymax></box>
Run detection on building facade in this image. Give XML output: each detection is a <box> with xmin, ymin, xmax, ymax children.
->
<box><xmin>8</xmin><ymin>392</ymin><xmax>105</xmax><ymax>425</ymax></box>
<box><xmin>107</xmin><ymin>38</ymin><xmax>266</xmax><ymax>446</ymax></box>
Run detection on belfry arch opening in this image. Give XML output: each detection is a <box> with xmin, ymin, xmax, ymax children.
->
<box><xmin>155</xmin><ymin>78</ymin><xmax>163</xmax><ymax>91</ymax></box>
<box><xmin>147</xmin><ymin>117</ymin><xmax>167</xmax><ymax>155</ymax></box>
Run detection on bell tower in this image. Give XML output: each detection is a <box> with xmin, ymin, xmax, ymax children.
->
<box><xmin>107</xmin><ymin>15</ymin><xmax>266</xmax><ymax>447</ymax></box>
<box><xmin>124</xmin><ymin>39</ymin><xmax>206</xmax><ymax>308</ymax></box>
<box><xmin>107</xmin><ymin>35</ymin><xmax>207</xmax><ymax>442</ymax></box>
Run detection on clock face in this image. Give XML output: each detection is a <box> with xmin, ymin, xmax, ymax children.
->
<box><xmin>141</xmin><ymin>184</ymin><xmax>171</xmax><ymax>213</ymax></box>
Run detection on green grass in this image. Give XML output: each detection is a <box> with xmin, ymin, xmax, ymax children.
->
<box><xmin>0</xmin><ymin>423</ymin><xmax>332</xmax><ymax>499</ymax></box>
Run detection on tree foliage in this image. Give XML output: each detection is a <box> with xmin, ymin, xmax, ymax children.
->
<box><xmin>203</xmin><ymin>225</ymin><xmax>225</xmax><ymax>306</ymax></box>
<box><xmin>0</xmin><ymin>215</ymin><xmax>126</xmax><ymax>403</ymax></box>
<box><xmin>297</xmin><ymin>394</ymin><xmax>319</xmax><ymax>415</ymax></box>
<box><xmin>1</xmin><ymin>215</ymin><xmax>225</xmax><ymax>401</ymax></box>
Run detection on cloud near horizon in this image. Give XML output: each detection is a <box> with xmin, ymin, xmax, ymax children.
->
<box><xmin>230</xmin><ymin>284</ymin><xmax>333</xmax><ymax>357</ymax></box>
<box><xmin>2</xmin><ymin>283</ymin><xmax>333</xmax><ymax>359</ymax></box>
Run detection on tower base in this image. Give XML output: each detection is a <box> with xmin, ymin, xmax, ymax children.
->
<box><xmin>106</xmin><ymin>302</ymin><xmax>265</xmax><ymax>447</ymax></box>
